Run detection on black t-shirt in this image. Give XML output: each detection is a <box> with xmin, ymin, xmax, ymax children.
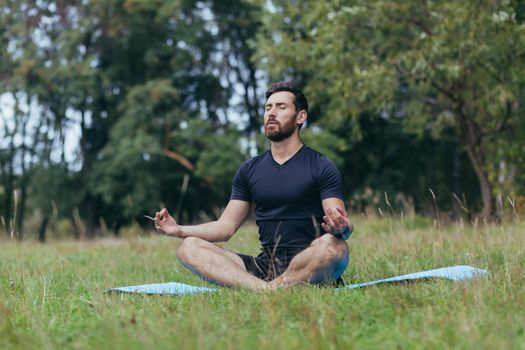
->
<box><xmin>230</xmin><ymin>145</ymin><xmax>344</xmax><ymax>250</ymax></box>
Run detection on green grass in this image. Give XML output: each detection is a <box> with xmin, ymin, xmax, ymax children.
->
<box><xmin>1</xmin><ymin>218</ymin><xmax>524</xmax><ymax>349</ymax></box>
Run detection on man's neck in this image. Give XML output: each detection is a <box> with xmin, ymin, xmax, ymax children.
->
<box><xmin>270</xmin><ymin>135</ymin><xmax>303</xmax><ymax>165</ymax></box>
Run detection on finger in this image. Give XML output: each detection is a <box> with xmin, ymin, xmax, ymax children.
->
<box><xmin>339</xmin><ymin>216</ymin><xmax>348</xmax><ymax>229</ymax></box>
<box><xmin>335</xmin><ymin>207</ymin><xmax>347</xmax><ymax>217</ymax></box>
<box><xmin>327</xmin><ymin>207</ymin><xmax>342</xmax><ymax>220</ymax></box>
<box><xmin>335</xmin><ymin>213</ymin><xmax>347</xmax><ymax>228</ymax></box>
<box><xmin>321</xmin><ymin>222</ymin><xmax>330</xmax><ymax>232</ymax></box>
<box><xmin>330</xmin><ymin>208</ymin><xmax>347</xmax><ymax>229</ymax></box>
<box><xmin>323</xmin><ymin>215</ymin><xmax>335</xmax><ymax>231</ymax></box>
<box><xmin>327</xmin><ymin>208</ymin><xmax>342</xmax><ymax>225</ymax></box>
<box><xmin>160</xmin><ymin>208</ymin><xmax>168</xmax><ymax>219</ymax></box>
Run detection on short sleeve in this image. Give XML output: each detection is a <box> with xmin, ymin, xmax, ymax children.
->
<box><xmin>230</xmin><ymin>161</ymin><xmax>252</xmax><ymax>202</ymax></box>
<box><xmin>317</xmin><ymin>157</ymin><xmax>344</xmax><ymax>200</ymax></box>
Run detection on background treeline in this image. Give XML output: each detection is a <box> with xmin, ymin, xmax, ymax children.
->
<box><xmin>1</xmin><ymin>0</ymin><xmax>524</xmax><ymax>241</ymax></box>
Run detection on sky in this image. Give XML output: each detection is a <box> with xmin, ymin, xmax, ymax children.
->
<box><xmin>0</xmin><ymin>92</ymin><xmax>82</xmax><ymax>167</ymax></box>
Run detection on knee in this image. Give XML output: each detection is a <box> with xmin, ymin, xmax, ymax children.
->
<box><xmin>309</xmin><ymin>234</ymin><xmax>349</xmax><ymax>282</ymax></box>
<box><xmin>317</xmin><ymin>234</ymin><xmax>349</xmax><ymax>262</ymax></box>
<box><xmin>176</xmin><ymin>236</ymin><xmax>204</xmax><ymax>263</ymax></box>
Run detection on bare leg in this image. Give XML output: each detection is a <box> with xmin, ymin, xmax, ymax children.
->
<box><xmin>269</xmin><ymin>234</ymin><xmax>349</xmax><ymax>288</ymax></box>
<box><xmin>176</xmin><ymin>236</ymin><xmax>268</xmax><ymax>290</ymax></box>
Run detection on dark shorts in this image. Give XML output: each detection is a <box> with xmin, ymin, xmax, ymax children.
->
<box><xmin>237</xmin><ymin>247</ymin><xmax>345</xmax><ymax>286</ymax></box>
<box><xmin>237</xmin><ymin>247</ymin><xmax>304</xmax><ymax>281</ymax></box>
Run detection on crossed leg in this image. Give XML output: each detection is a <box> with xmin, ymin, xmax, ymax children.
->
<box><xmin>176</xmin><ymin>236</ymin><xmax>268</xmax><ymax>290</ymax></box>
<box><xmin>176</xmin><ymin>234</ymin><xmax>349</xmax><ymax>290</ymax></box>
<box><xmin>269</xmin><ymin>234</ymin><xmax>349</xmax><ymax>287</ymax></box>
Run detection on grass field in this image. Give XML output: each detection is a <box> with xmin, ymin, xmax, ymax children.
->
<box><xmin>1</xmin><ymin>217</ymin><xmax>524</xmax><ymax>349</ymax></box>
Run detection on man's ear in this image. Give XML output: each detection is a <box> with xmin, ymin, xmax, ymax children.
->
<box><xmin>297</xmin><ymin>110</ymin><xmax>307</xmax><ymax>125</ymax></box>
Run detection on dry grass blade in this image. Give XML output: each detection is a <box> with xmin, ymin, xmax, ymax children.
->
<box><xmin>429</xmin><ymin>188</ymin><xmax>441</xmax><ymax>231</ymax></box>
<box><xmin>452</xmin><ymin>192</ymin><xmax>469</xmax><ymax>213</ymax></box>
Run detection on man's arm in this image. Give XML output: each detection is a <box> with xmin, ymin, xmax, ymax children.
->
<box><xmin>154</xmin><ymin>199</ymin><xmax>250</xmax><ymax>242</ymax></box>
<box><xmin>321</xmin><ymin>198</ymin><xmax>354</xmax><ymax>239</ymax></box>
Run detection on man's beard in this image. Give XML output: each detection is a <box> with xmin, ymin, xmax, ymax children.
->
<box><xmin>265</xmin><ymin>115</ymin><xmax>298</xmax><ymax>142</ymax></box>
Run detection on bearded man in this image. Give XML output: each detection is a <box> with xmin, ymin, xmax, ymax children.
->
<box><xmin>154</xmin><ymin>81</ymin><xmax>353</xmax><ymax>290</ymax></box>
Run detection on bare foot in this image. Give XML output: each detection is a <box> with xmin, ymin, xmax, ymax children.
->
<box><xmin>267</xmin><ymin>276</ymin><xmax>293</xmax><ymax>290</ymax></box>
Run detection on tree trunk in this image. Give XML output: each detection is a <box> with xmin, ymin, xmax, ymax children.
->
<box><xmin>451</xmin><ymin>144</ymin><xmax>461</xmax><ymax>220</ymax></box>
<box><xmin>15</xmin><ymin>182</ymin><xmax>27</xmax><ymax>240</ymax></box>
<box><xmin>4</xmin><ymin>135</ymin><xmax>15</xmax><ymax>236</ymax></box>
<box><xmin>38</xmin><ymin>216</ymin><xmax>49</xmax><ymax>243</ymax></box>
<box><xmin>464</xmin><ymin>145</ymin><xmax>493</xmax><ymax>220</ymax></box>
<box><xmin>16</xmin><ymin>110</ymin><xmax>29</xmax><ymax>240</ymax></box>
<box><xmin>457</xmin><ymin>107</ymin><xmax>494</xmax><ymax>220</ymax></box>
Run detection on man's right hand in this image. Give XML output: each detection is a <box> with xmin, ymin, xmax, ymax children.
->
<box><xmin>154</xmin><ymin>208</ymin><xmax>183</xmax><ymax>237</ymax></box>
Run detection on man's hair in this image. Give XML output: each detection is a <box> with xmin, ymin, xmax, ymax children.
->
<box><xmin>265</xmin><ymin>81</ymin><xmax>309</xmax><ymax>113</ymax></box>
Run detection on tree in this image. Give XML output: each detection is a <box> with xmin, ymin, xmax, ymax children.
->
<box><xmin>0</xmin><ymin>0</ymin><xmax>55</xmax><ymax>238</ymax></box>
<box><xmin>210</xmin><ymin>0</ymin><xmax>265</xmax><ymax>139</ymax></box>
<box><xmin>81</xmin><ymin>0</ymin><xmax>250</xmax><ymax>230</ymax></box>
<box><xmin>254</xmin><ymin>1</ymin><xmax>525</xmax><ymax>219</ymax></box>
<box><xmin>1</xmin><ymin>0</ymin><xmax>244</xmax><ymax>237</ymax></box>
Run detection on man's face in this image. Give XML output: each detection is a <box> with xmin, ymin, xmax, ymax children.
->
<box><xmin>264</xmin><ymin>91</ymin><xmax>299</xmax><ymax>142</ymax></box>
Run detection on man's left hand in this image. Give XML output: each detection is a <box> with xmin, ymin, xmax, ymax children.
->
<box><xmin>321</xmin><ymin>207</ymin><xmax>352</xmax><ymax>239</ymax></box>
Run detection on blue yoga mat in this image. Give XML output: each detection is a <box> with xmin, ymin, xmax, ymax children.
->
<box><xmin>106</xmin><ymin>265</ymin><xmax>488</xmax><ymax>295</ymax></box>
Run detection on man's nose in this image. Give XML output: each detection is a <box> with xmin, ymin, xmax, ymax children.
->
<box><xmin>266</xmin><ymin>108</ymin><xmax>276</xmax><ymax>118</ymax></box>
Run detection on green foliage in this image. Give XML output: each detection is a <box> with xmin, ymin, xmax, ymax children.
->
<box><xmin>29</xmin><ymin>165</ymin><xmax>81</xmax><ymax>218</ymax></box>
<box><xmin>171</xmin><ymin>118</ymin><xmax>247</xmax><ymax>204</ymax></box>
<box><xmin>254</xmin><ymin>0</ymin><xmax>525</xmax><ymax>217</ymax></box>
<box><xmin>91</xmin><ymin>134</ymin><xmax>160</xmax><ymax>220</ymax></box>
<box><xmin>1</xmin><ymin>0</ymin><xmax>264</xmax><ymax>235</ymax></box>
